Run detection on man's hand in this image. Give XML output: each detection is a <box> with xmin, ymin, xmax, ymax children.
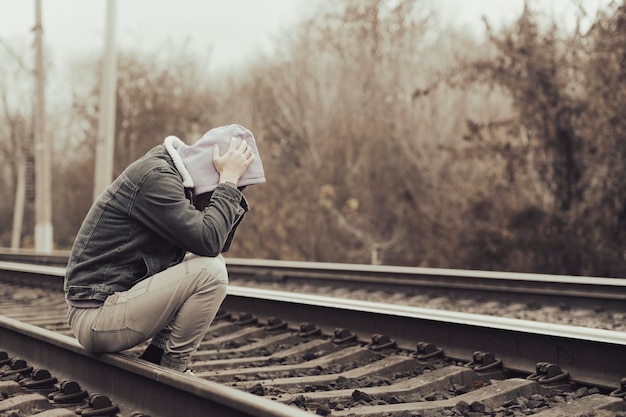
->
<box><xmin>213</xmin><ymin>137</ymin><xmax>255</xmax><ymax>185</ymax></box>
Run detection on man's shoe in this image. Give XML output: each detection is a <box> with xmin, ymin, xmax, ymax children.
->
<box><xmin>138</xmin><ymin>344</ymin><xmax>163</xmax><ymax>365</ymax></box>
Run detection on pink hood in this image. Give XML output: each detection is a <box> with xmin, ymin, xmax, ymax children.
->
<box><xmin>164</xmin><ymin>124</ymin><xmax>266</xmax><ymax>195</ymax></box>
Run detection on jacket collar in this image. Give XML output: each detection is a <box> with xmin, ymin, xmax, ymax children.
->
<box><xmin>163</xmin><ymin>136</ymin><xmax>194</xmax><ymax>188</ymax></box>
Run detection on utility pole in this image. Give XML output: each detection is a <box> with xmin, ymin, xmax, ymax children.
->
<box><xmin>10</xmin><ymin>151</ymin><xmax>25</xmax><ymax>251</ymax></box>
<box><xmin>33</xmin><ymin>0</ymin><xmax>53</xmax><ymax>252</ymax></box>
<box><xmin>93</xmin><ymin>0</ymin><xmax>118</xmax><ymax>201</ymax></box>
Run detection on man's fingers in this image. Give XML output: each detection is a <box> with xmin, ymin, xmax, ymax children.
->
<box><xmin>228</xmin><ymin>136</ymin><xmax>239</xmax><ymax>151</ymax></box>
<box><xmin>216</xmin><ymin>138</ymin><xmax>253</xmax><ymax>168</ymax></box>
<box><xmin>237</xmin><ymin>138</ymin><xmax>249</xmax><ymax>152</ymax></box>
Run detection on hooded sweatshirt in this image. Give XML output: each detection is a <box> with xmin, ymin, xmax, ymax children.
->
<box><xmin>164</xmin><ymin>124</ymin><xmax>266</xmax><ymax>195</ymax></box>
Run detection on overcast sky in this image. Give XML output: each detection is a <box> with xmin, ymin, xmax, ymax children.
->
<box><xmin>2</xmin><ymin>0</ymin><xmax>319</xmax><ymax>71</ymax></box>
<box><xmin>0</xmin><ymin>0</ymin><xmax>611</xmax><ymax>72</ymax></box>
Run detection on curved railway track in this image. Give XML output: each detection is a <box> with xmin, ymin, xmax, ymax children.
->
<box><xmin>1</xmin><ymin>259</ymin><xmax>626</xmax><ymax>416</ymax></box>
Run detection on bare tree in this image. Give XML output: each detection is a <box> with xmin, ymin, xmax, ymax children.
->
<box><xmin>0</xmin><ymin>41</ymin><xmax>35</xmax><ymax>247</ymax></box>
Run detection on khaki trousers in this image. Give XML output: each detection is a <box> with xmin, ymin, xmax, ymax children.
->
<box><xmin>68</xmin><ymin>254</ymin><xmax>228</xmax><ymax>371</ymax></box>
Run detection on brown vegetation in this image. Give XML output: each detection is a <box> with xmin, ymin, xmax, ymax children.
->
<box><xmin>1</xmin><ymin>0</ymin><xmax>625</xmax><ymax>276</ymax></box>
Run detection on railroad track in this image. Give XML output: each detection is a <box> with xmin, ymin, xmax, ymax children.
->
<box><xmin>2</xmin><ymin>249</ymin><xmax>626</xmax><ymax>310</ymax></box>
<box><xmin>1</xmin><ymin>261</ymin><xmax>626</xmax><ymax>416</ymax></box>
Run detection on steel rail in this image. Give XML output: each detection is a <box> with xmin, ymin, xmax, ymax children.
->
<box><xmin>1</xmin><ymin>249</ymin><xmax>626</xmax><ymax>302</ymax></box>
<box><xmin>0</xmin><ymin>249</ymin><xmax>70</xmax><ymax>266</ymax></box>
<box><xmin>1</xmin><ymin>262</ymin><xmax>625</xmax><ymax>392</ymax></box>
<box><xmin>223</xmin><ymin>287</ymin><xmax>626</xmax><ymax>391</ymax></box>
<box><xmin>227</xmin><ymin>259</ymin><xmax>626</xmax><ymax>302</ymax></box>
<box><xmin>0</xmin><ymin>312</ymin><xmax>316</xmax><ymax>417</ymax></box>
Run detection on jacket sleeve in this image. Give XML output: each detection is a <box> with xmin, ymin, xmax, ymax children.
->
<box><xmin>194</xmin><ymin>189</ymin><xmax>249</xmax><ymax>253</ymax></box>
<box><xmin>131</xmin><ymin>167</ymin><xmax>245</xmax><ymax>257</ymax></box>
<box><xmin>220</xmin><ymin>194</ymin><xmax>249</xmax><ymax>253</ymax></box>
